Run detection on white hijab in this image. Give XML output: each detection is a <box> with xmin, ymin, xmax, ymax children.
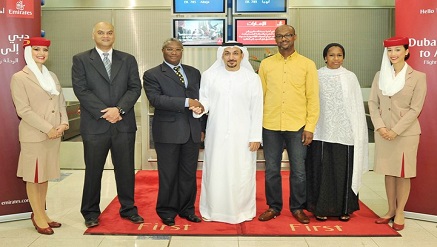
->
<box><xmin>378</xmin><ymin>47</ymin><xmax>408</xmax><ymax>96</ymax></box>
<box><xmin>24</xmin><ymin>46</ymin><xmax>59</xmax><ymax>95</ymax></box>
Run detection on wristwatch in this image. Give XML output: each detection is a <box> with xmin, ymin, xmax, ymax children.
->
<box><xmin>116</xmin><ymin>106</ymin><xmax>125</xmax><ymax>115</ymax></box>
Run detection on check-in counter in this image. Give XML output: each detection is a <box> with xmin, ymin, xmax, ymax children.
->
<box><xmin>62</xmin><ymin>101</ymin><xmax>80</xmax><ymax>141</ymax></box>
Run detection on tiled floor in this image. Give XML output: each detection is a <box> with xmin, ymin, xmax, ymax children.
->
<box><xmin>1</xmin><ymin>169</ymin><xmax>437</xmax><ymax>247</ymax></box>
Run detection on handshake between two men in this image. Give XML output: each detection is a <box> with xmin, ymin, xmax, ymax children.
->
<box><xmin>188</xmin><ymin>98</ymin><xmax>204</xmax><ymax>115</ymax></box>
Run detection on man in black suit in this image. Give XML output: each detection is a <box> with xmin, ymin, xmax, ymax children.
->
<box><xmin>143</xmin><ymin>38</ymin><xmax>204</xmax><ymax>226</ymax></box>
<box><xmin>72</xmin><ymin>21</ymin><xmax>143</xmax><ymax>228</ymax></box>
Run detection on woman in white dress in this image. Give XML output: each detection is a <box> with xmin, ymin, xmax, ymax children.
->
<box><xmin>306</xmin><ymin>43</ymin><xmax>368</xmax><ymax>222</ymax></box>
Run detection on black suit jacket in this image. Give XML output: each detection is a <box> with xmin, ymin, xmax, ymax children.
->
<box><xmin>143</xmin><ymin>62</ymin><xmax>203</xmax><ymax>144</ymax></box>
<box><xmin>72</xmin><ymin>48</ymin><xmax>141</xmax><ymax>134</ymax></box>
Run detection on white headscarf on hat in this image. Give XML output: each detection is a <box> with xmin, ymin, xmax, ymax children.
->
<box><xmin>24</xmin><ymin>46</ymin><xmax>59</xmax><ymax>95</ymax></box>
<box><xmin>378</xmin><ymin>47</ymin><xmax>407</xmax><ymax>96</ymax></box>
<box><xmin>204</xmin><ymin>41</ymin><xmax>254</xmax><ymax>74</ymax></box>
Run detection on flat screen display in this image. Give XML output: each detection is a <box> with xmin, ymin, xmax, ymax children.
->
<box><xmin>234</xmin><ymin>18</ymin><xmax>287</xmax><ymax>46</ymax></box>
<box><xmin>233</xmin><ymin>0</ymin><xmax>287</xmax><ymax>13</ymax></box>
<box><xmin>173</xmin><ymin>0</ymin><xmax>226</xmax><ymax>14</ymax></box>
<box><xmin>173</xmin><ymin>18</ymin><xmax>225</xmax><ymax>46</ymax></box>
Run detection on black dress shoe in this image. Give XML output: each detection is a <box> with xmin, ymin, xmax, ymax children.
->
<box><xmin>180</xmin><ymin>214</ymin><xmax>202</xmax><ymax>223</ymax></box>
<box><xmin>122</xmin><ymin>214</ymin><xmax>144</xmax><ymax>224</ymax></box>
<box><xmin>161</xmin><ymin>217</ymin><xmax>175</xmax><ymax>226</ymax></box>
<box><xmin>85</xmin><ymin>217</ymin><xmax>99</xmax><ymax>228</ymax></box>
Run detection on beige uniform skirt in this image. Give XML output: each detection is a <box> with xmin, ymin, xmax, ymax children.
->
<box><xmin>17</xmin><ymin>138</ymin><xmax>61</xmax><ymax>183</ymax></box>
<box><xmin>373</xmin><ymin>133</ymin><xmax>419</xmax><ymax>178</ymax></box>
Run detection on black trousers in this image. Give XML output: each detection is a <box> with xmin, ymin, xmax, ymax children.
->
<box><xmin>80</xmin><ymin>125</ymin><xmax>138</xmax><ymax>219</ymax></box>
<box><xmin>154</xmin><ymin>137</ymin><xmax>200</xmax><ymax>219</ymax></box>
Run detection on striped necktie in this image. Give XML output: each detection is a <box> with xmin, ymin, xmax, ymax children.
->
<box><xmin>173</xmin><ymin>66</ymin><xmax>185</xmax><ymax>85</ymax></box>
<box><xmin>103</xmin><ymin>52</ymin><xmax>111</xmax><ymax>78</ymax></box>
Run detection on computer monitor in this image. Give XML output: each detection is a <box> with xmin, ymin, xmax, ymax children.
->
<box><xmin>233</xmin><ymin>0</ymin><xmax>287</xmax><ymax>14</ymax></box>
<box><xmin>173</xmin><ymin>18</ymin><xmax>225</xmax><ymax>46</ymax></box>
<box><xmin>234</xmin><ymin>18</ymin><xmax>287</xmax><ymax>46</ymax></box>
<box><xmin>173</xmin><ymin>0</ymin><xmax>226</xmax><ymax>14</ymax></box>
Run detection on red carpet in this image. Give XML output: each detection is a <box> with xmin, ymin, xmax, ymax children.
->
<box><xmin>85</xmin><ymin>170</ymin><xmax>400</xmax><ymax>237</ymax></box>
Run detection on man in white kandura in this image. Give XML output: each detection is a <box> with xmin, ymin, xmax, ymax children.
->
<box><xmin>191</xmin><ymin>42</ymin><xmax>263</xmax><ymax>224</ymax></box>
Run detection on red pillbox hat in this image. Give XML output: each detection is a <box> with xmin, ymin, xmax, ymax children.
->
<box><xmin>383</xmin><ymin>36</ymin><xmax>409</xmax><ymax>47</ymax></box>
<box><xmin>23</xmin><ymin>37</ymin><xmax>51</xmax><ymax>48</ymax></box>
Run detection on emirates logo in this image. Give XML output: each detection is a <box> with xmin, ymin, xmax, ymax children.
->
<box><xmin>16</xmin><ymin>1</ymin><xmax>25</xmax><ymax>11</ymax></box>
<box><xmin>7</xmin><ymin>0</ymin><xmax>34</xmax><ymax>18</ymax></box>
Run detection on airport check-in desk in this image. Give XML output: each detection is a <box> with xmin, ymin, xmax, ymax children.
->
<box><xmin>62</xmin><ymin>101</ymin><xmax>80</xmax><ymax>141</ymax></box>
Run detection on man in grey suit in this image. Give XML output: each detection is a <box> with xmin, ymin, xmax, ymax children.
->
<box><xmin>72</xmin><ymin>21</ymin><xmax>143</xmax><ymax>228</ymax></box>
<box><xmin>143</xmin><ymin>38</ymin><xmax>204</xmax><ymax>226</ymax></box>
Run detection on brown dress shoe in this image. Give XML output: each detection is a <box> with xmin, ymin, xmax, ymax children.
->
<box><xmin>258</xmin><ymin>208</ymin><xmax>280</xmax><ymax>221</ymax></box>
<box><xmin>292</xmin><ymin>210</ymin><xmax>310</xmax><ymax>224</ymax></box>
<box><xmin>48</xmin><ymin>221</ymin><xmax>62</xmax><ymax>228</ymax></box>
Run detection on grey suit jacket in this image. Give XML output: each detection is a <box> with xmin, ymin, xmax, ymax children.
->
<box><xmin>72</xmin><ymin>48</ymin><xmax>141</xmax><ymax>134</ymax></box>
<box><xmin>369</xmin><ymin>66</ymin><xmax>427</xmax><ymax>136</ymax></box>
<box><xmin>143</xmin><ymin>62</ymin><xmax>203</xmax><ymax>144</ymax></box>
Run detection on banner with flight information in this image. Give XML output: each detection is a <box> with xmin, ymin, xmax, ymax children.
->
<box><xmin>173</xmin><ymin>0</ymin><xmax>226</xmax><ymax>13</ymax></box>
<box><xmin>396</xmin><ymin>0</ymin><xmax>437</xmax><ymax>221</ymax></box>
<box><xmin>233</xmin><ymin>0</ymin><xmax>287</xmax><ymax>13</ymax></box>
<box><xmin>0</xmin><ymin>0</ymin><xmax>41</xmax><ymax>222</ymax></box>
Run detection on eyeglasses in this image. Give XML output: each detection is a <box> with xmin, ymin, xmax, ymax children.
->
<box><xmin>165</xmin><ymin>48</ymin><xmax>183</xmax><ymax>53</ymax></box>
<box><xmin>275</xmin><ymin>34</ymin><xmax>295</xmax><ymax>39</ymax></box>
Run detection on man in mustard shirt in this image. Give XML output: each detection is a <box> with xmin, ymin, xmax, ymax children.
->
<box><xmin>258</xmin><ymin>25</ymin><xmax>319</xmax><ymax>224</ymax></box>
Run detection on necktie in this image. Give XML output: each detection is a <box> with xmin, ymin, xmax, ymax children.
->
<box><xmin>173</xmin><ymin>66</ymin><xmax>185</xmax><ymax>85</ymax></box>
<box><xmin>103</xmin><ymin>52</ymin><xmax>111</xmax><ymax>78</ymax></box>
